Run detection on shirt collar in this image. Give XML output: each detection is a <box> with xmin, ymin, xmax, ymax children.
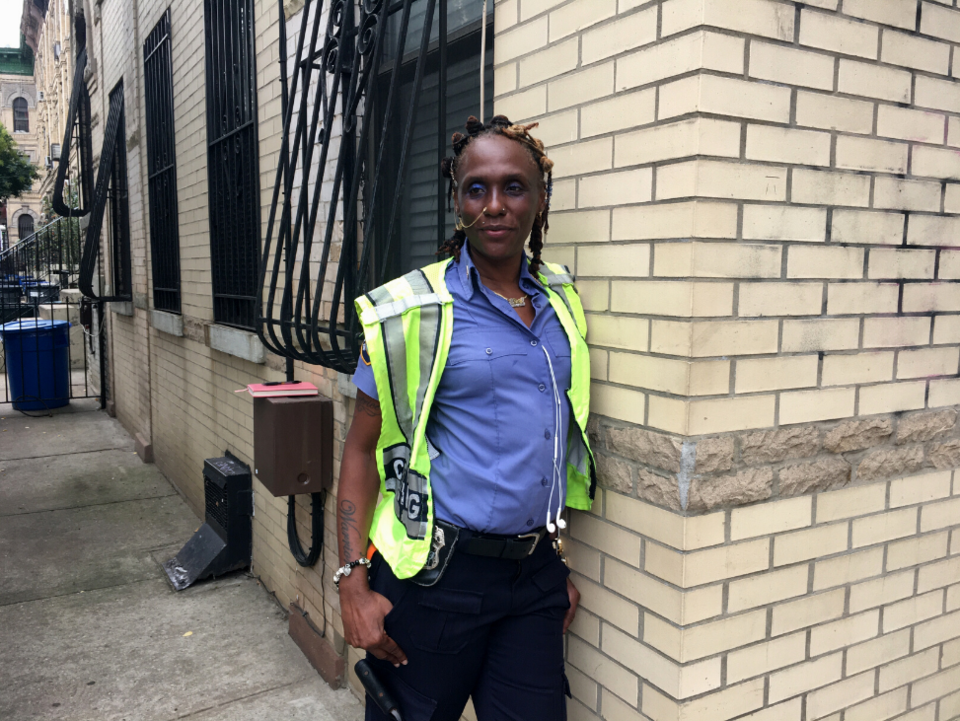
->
<box><xmin>455</xmin><ymin>242</ymin><xmax>544</xmax><ymax>300</ymax></box>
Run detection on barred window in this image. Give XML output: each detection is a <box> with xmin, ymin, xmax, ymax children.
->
<box><xmin>204</xmin><ymin>0</ymin><xmax>260</xmax><ymax>329</ymax></box>
<box><xmin>374</xmin><ymin>2</ymin><xmax>493</xmax><ymax>279</ymax></box>
<box><xmin>18</xmin><ymin>214</ymin><xmax>34</xmax><ymax>240</ymax></box>
<box><xmin>143</xmin><ymin>9</ymin><xmax>181</xmax><ymax>313</ymax></box>
<box><xmin>13</xmin><ymin>97</ymin><xmax>28</xmax><ymax>132</ymax></box>
<box><xmin>109</xmin><ymin>82</ymin><xmax>132</xmax><ymax>300</ymax></box>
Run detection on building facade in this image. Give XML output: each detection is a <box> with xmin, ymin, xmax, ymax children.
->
<box><xmin>70</xmin><ymin>0</ymin><xmax>960</xmax><ymax>720</ymax></box>
<box><xmin>0</xmin><ymin>37</ymin><xmax>42</xmax><ymax>244</ymax></box>
<box><xmin>24</xmin><ymin>0</ymin><xmax>77</xmax><ymax>206</ymax></box>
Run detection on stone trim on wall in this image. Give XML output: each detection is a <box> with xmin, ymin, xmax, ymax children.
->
<box><xmin>592</xmin><ymin>408</ymin><xmax>960</xmax><ymax>515</ymax></box>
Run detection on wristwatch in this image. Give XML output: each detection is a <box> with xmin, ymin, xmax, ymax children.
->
<box><xmin>334</xmin><ymin>557</ymin><xmax>372</xmax><ymax>589</ymax></box>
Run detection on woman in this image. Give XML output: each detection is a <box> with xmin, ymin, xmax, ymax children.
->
<box><xmin>337</xmin><ymin>115</ymin><xmax>596</xmax><ymax>721</ymax></box>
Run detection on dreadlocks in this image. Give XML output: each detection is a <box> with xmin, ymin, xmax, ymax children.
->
<box><xmin>438</xmin><ymin>115</ymin><xmax>554</xmax><ymax>276</ymax></box>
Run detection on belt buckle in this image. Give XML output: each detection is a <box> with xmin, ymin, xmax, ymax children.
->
<box><xmin>517</xmin><ymin>531</ymin><xmax>542</xmax><ymax>556</ymax></box>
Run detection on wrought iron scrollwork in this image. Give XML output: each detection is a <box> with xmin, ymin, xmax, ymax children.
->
<box><xmin>52</xmin><ymin>46</ymin><xmax>94</xmax><ymax>218</ymax></box>
<box><xmin>259</xmin><ymin>0</ymin><xmax>444</xmax><ymax>372</ymax></box>
<box><xmin>78</xmin><ymin>85</ymin><xmax>130</xmax><ymax>302</ymax></box>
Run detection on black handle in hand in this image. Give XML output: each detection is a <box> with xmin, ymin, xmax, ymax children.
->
<box><xmin>355</xmin><ymin>659</ymin><xmax>403</xmax><ymax>721</ymax></box>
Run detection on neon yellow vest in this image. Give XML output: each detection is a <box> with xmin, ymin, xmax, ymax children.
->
<box><xmin>355</xmin><ymin>258</ymin><xmax>595</xmax><ymax>579</ymax></box>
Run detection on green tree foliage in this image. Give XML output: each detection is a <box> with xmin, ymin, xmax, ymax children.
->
<box><xmin>0</xmin><ymin>123</ymin><xmax>40</xmax><ymax>204</ymax></box>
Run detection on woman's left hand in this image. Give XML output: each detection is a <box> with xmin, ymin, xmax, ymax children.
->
<box><xmin>563</xmin><ymin>577</ymin><xmax>580</xmax><ymax>634</ymax></box>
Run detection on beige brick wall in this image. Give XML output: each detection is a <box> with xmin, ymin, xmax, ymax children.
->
<box><xmin>496</xmin><ymin>0</ymin><xmax>960</xmax><ymax>436</ymax></box>
<box><xmin>563</xmin><ymin>474</ymin><xmax>960</xmax><ymax>721</ymax></box>
<box><xmin>87</xmin><ymin>0</ymin><xmax>351</xmax><ymax>675</ymax></box>
<box><xmin>494</xmin><ymin>0</ymin><xmax>960</xmax><ymax>718</ymax></box>
<box><xmin>88</xmin><ymin>0</ymin><xmax>960</xmax><ymax>718</ymax></box>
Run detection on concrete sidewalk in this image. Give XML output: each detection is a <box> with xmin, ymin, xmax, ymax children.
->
<box><xmin>0</xmin><ymin>400</ymin><xmax>364</xmax><ymax>721</ymax></box>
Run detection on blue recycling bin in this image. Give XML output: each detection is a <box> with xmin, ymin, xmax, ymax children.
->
<box><xmin>0</xmin><ymin>319</ymin><xmax>71</xmax><ymax>410</ymax></box>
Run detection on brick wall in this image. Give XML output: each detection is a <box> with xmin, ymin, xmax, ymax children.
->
<box><xmin>87</xmin><ymin>0</ymin><xmax>350</xmax><ymax>671</ymax></box>
<box><xmin>86</xmin><ymin>0</ymin><xmax>960</xmax><ymax>717</ymax></box>
<box><xmin>493</xmin><ymin>0</ymin><xmax>960</xmax><ymax>718</ymax></box>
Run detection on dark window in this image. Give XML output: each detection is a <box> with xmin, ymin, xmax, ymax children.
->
<box><xmin>143</xmin><ymin>9</ymin><xmax>181</xmax><ymax>313</ymax></box>
<box><xmin>18</xmin><ymin>214</ymin><xmax>34</xmax><ymax>240</ymax></box>
<box><xmin>109</xmin><ymin>82</ymin><xmax>132</xmax><ymax>300</ymax></box>
<box><xmin>204</xmin><ymin>0</ymin><xmax>260</xmax><ymax>329</ymax></box>
<box><xmin>375</xmin><ymin>2</ymin><xmax>493</xmax><ymax>279</ymax></box>
<box><xmin>13</xmin><ymin>97</ymin><xmax>28</xmax><ymax>132</ymax></box>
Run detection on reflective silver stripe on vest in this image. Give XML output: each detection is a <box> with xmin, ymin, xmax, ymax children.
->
<box><xmin>540</xmin><ymin>264</ymin><xmax>577</xmax><ymax>325</ymax></box>
<box><xmin>368</xmin><ymin>269</ymin><xmax>443</xmax><ymax>541</ymax></box>
<box><xmin>370</xmin><ymin>293</ymin><xmax>442</xmax><ymax>321</ymax></box>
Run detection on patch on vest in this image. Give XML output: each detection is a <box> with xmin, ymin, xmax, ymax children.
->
<box><xmin>382</xmin><ymin>442</ymin><xmax>429</xmax><ymax>540</ymax></box>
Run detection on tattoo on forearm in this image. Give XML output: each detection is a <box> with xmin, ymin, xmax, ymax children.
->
<box><xmin>355</xmin><ymin>393</ymin><xmax>382</xmax><ymax>418</ymax></box>
<box><xmin>339</xmin><ymin>499</ymin><xmax>362</xmax><ymax>562</ymax></box>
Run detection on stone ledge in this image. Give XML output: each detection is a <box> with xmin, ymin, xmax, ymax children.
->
<box><xmin>109</xmin><ymin>301</ymin><xmax>133</xmax><ymax>317</ymax></box>
<box><xmin>135</xmin><ymin>432</ymin><xmax>154</xmax><ymax>463</ymax></box>
<box><xmin>150</xmin><ymin>310</ymin><xmax>183</xmax><ymax>337</ymax></box>
<box><xmin>208</xmin><ymin>324</ymin><xmax>265</xmax><ymax>364</ymax></box>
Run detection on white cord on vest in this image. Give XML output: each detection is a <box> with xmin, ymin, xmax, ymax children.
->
<box><xmin>542</xmin><ymin>345</ymin><xmax>566</xmax><ymax>533</ymax></box>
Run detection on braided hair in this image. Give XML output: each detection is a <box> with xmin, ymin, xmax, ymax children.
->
<box><xmin>438</xmin><ymin>115</ymin><xmax>554</xmax><ymax>276</ymax></box>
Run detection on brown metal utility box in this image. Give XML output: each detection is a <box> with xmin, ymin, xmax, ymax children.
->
<box><xmin>253</xmin><ymin>395</ymin><xmax>333</xmax><ymax>497</ymax></box>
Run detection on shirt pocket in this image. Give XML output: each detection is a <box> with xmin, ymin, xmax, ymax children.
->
<box><xmin>543</xmin><ymin>325</ymin><xmax>572</xmax><ymax>359</ymax></box>
<box><xmin>442</xmin><ymin>332</ymin><xmax>529</xmax><ymax>393</ymax></box>
<box><xmin>445</xmin><ymin>332</ymin><xmax>529</xmax><ymax>366</ymax></box>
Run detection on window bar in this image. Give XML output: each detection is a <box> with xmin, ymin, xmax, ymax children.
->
<box><xmin>367</xmin><ymin>0</ymin><xmax>438</xmax><ymax>285</ymax></box>
<box><xmin>312</xmin><ymin>0</ymin><xmax>414</xmax><ymax>362</ymax></box>
<box><xmin>78</xmin><ymin>86</ymin><xmax>129</xmax><ymax>302</ymax></box>
<box><xmin>437</xmin><ymin>0</ymin><xmax>447</xmax><ymax>258</ymax></box>
<box><xmin>260</xmin><ymin>0</ymin><xmax>452</xmax><ymax>372</ymax></box>
<box><xmin>53</xmin><ymin>47</ymin><xmax>93</xmax><ymax>218</ymax></box>
<box><xmin>144</xmin><ymin>9</ymin><xmax>181</xmax><ymax>313</ymax></box>
<box><xmin>289</xmin><ymin>0</ymin><xmax>339</xmax><ymax>358</ymax></box>
<box><xmin>258</xmin><ymin>0</ymin><xmax>315</xmax><ymax>358</ymax></box>
<box><xmin>205</xmin><ymin>0</ymin><xmax>261</xmax><ymax>328</ymax></box>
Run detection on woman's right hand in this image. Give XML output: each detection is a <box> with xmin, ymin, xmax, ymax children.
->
<box><xmin>339</xmin><ymin>575</ymin><xmax>408</xmax><ymax>667</ymax></box>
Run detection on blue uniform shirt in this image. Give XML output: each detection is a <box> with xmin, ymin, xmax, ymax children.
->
<box><xmin>353</xmin><ymin>243</ymin><xmax>573</xmax><ymax>535</ymax></box>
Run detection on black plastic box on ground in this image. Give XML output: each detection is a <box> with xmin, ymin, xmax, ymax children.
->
<box><xmin>253</xmin><ymin>395</ymin><xmax>333</xmax><ymax>497</ymax></box>
<box><xmin>162</xmin><ymin>452</ymin><xmax>253</xmax><ymax>591</ymax></box>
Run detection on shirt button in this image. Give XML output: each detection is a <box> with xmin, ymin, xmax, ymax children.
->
<box><xmin>538</xmin><ymin>383</ymin><xmax>546</xmax><ymax>392</ymax></box>
<box><xmin>530</xmin><ymin>340</ymin><xmax>538</xmax><ymax>347</ymax></box>
<box><xmin>526</xmin><ymin>518</ymin><xmax>534</xmax><ymax>527</ymax></box>
<box><xmin>485</xmin><ymin>348</ymin><xmax>492</xmax><ymax>355</ymax></box>
<box><xmin>544</xmin><ymin>429</ymin><xmax>551</xmax><ymax>439</ymax></box>
<box><xmin>541</xmin><ymin>477</ymin><xmax>548</xmax><ymax>487</ymax></box>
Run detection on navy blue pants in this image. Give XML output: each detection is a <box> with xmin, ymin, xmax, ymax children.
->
<box><xmin>364</xmin><ymin>534</ymin><xmax>571</xmax><ymax>721</ymax></box>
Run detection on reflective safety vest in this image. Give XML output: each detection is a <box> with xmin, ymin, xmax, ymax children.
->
<box><xmin>355</xmin><ymin>258</ymin><xmax>596</xmax><ymax>579</ymax></box>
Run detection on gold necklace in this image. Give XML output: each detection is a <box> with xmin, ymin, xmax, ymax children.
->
<box><xmin>491</xmin><ymin>290</ymin><xmax>527</xmax><ymax>308</ymax></box>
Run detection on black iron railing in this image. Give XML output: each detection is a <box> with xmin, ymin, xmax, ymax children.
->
<box><xmin>77</xmin><ymin>82</ymin><xmax>132</xmax><ymax>303</ymax></box>
<box><xmin>260</xmin><ymin>0</ymin><xmax>485</xmax><ymax>373</ymax></box>
<box><xmin>0</xmin><ymin>216</ymin><xmax>102</xmax><ymax>406</ymax></box>
<box><xmin>52</xmin><ymin>46</ymin><xmax>94</xmax><ymax>219</ymax></box>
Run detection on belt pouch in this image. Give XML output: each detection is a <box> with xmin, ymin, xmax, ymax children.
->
<box><xmin>410</xmin><ymin>519</ymin><xmax>460</xmax><ymax>587</ymax></box>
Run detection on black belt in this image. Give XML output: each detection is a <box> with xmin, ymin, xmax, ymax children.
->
<box><xmin>457</xmin><ymin>527</ymin><xmax>547</xmax><ymax>560</ymax></box>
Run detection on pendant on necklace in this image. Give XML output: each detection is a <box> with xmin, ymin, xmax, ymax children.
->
<box><xmin>492</xmin><ymin>290</ymin><xmax>527</xmax><ymax>308</ymax></box>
